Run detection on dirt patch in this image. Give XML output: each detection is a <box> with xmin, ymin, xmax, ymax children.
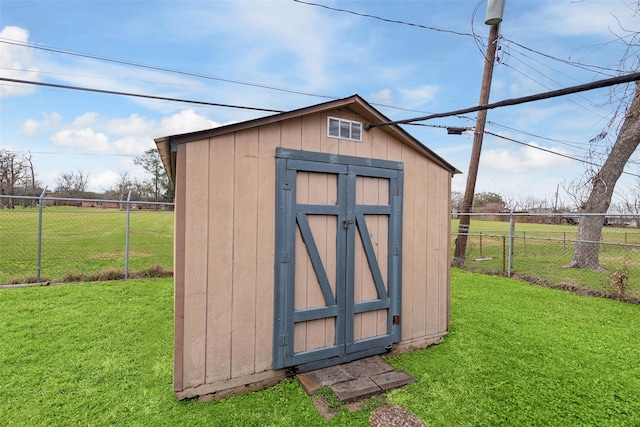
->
<box><xmin>511</xmin><ymin>273</ymin><xmax>640</xmax><ymax>304</ymax></box>
<box><xmin>311</xmin><ymin>394</ymin><xmax>389</xmax><ymax>421</ymax></box>
<box><xmin>369</xmin><ymin>404</ymin><xmax>424</xmax><ymax>427</ymax></box>
<box><xmin>89</xmin><ymin>251</ymin><xmax>154</xmax><ymax>260</ymax></box>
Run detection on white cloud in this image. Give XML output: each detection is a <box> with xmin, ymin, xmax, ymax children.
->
<box><xmin>107</xmin><ymin>114</ymin><xmax>154</xmax><ymax>136</ymax></box>
<box><xmin>157</xmin><ymin>109</ymin><xmax>220</xmax><ymax>136</ymax></box>
<box><xmin>480</xmin><ymin>141</ymin><xmax>572</xmax><ymax>172</ymax></box>
<box><xmin>112</xmin><ymin>136</ymin><xmax>154</xmax><ymax>155</ymax></box>
<box><xmin>399</xmin><ymin>85</ymin><xmax>439</xmax><ymax>107</ymax></box>
<box><xmin>45</xmin><ymin>109</ymin><xmax>217</xmax><ymax>157</ymax></box>
<box><xmin>230</xmin><ymin>3</ymin><xmax>331</xmax><ymax>86</ymax></box>
<box><xmin>369</xmin><ymin>89</ymin><xmax>393</xmax><ymax>105</ymax></box>
<box><xmin>541</xmin><ymin>2</ymin><xmax>638</xmax><ymax>37</ymax></box>
<box><xmin>367</xmin><ymin>85</ymin><xmax>438</xmax><ymax>109</ymax></box>
<box><xmin>0</xmin><ymin>26</ymin><xmax>40</xmax><ymax>97</ymax></box>
<box><xmin>91</xmin><ymin>169</ymin><xmax>121</xmax><ymax>192</ymax></box>
<box><xmin>51</xmin><ymin>128</ymin><xmax>110</xmax><ymax>153</ymax></box>
<box><xmin>20</xmin><ymin>112</ymin><xmax>63</xmax><ymax>136</ymax></box>
<box><xmin>70</xmin><ymin>112</ymin><xmax>100</xmax><ymax>128</ymax></box>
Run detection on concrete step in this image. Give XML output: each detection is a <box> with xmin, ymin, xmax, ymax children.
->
<box><xmin>297</xmin><ymin>356</ymin><xmax>416</xmax><ymax>403</ymax></box>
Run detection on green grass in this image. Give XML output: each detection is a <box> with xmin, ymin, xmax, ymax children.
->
<box><xmin>2</xmin><ymin>270</ymin><xmax>639</xmax><ymax>426</ymax></box>
<box><xmin>387</xmin><ymin>270</ymin><xmax>640</xmax><ymax>426</ymax></box>
<box><xmin>0</xmin><ymin>206</ymin><xmax>173</xmax><ymax>284</ymax></box>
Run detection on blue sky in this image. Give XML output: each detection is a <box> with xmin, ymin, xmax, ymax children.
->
<box><xmin>1</xmin><ymin>0</ymin><xmax>638</xmax><ymax>207</ymax></box>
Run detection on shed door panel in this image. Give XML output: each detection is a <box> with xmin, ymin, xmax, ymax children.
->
<box><xmin>293</xmin><ymin>171</ymin><xmax>340</xmax><ymax>357</ymax></box>
<box><xmin>274</xmin><ymin>149</ymin><xmax>403</xmax><ymax>370</ymax></box>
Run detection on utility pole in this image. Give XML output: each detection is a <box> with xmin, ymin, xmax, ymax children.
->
<box><xmin>453</xmin><ymin>0</ymin><xmax>505</xmax><ymax>267</ymax></box>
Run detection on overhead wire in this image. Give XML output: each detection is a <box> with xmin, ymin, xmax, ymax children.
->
<box><xmin>484</xmin><ymin>130</ymin><xmax>640</xmax><ymax>178</ymax></box>
<box><xmin>0</xmin><ymin>38</ymin><xmax>442</xmax><ymax>116</ymax></box>
<box><xmin>4</xmin><ymin>149</ymin><xmax>137</xmax><ymax>157</ymax></box>
<box><xmin>500</xmin><ymin>37</ymin><xmax>624</xmax><ymax>76</ymax></box>
<box><xmin>3</xmin><ymin>1</ymin><xmax>638</xmax><ymax>177</ymax></box>
<box><xmin>292</xmin><ymin>0</ymin><xmax>475</xmax><ymax>37</ymax></box>
<box><xmin>0</xmin><ymin>38</ymin><xmax>339</xmax><ymax>101</ymax></box>
<box><xmin>367</xmin><ymin>72</ymin><xmax>640</xmax><ymax>128</ymax></box>
<box><xmin>0</xmin><ymin>77</ymin><xmax>286</xmax><ymax>113</ymax></box>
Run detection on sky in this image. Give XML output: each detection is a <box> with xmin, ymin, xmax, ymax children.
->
<box><xmin>1</xmin><ymin>0</ymin><xmax>639</xmax><ymax>208</ymax></box>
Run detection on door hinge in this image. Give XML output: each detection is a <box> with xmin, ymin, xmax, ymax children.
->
<box><xmin>393</xmin><ymin>246</ymin><xmax>400</xmax><ymax>256</ymax></box>
<box><xmin>395</xmin><ymin>186</ymin><xmax>401</xmax><ymax>196</ymax></box>
<box><xmin>279</xmin><ymin>335</ymin><xmax>288</xmax><ymax>346</ymax></box>
<box><xmin>280</xmin><ymin>252</ymin><xmax>290</xmax><ymax>263</ymax></box>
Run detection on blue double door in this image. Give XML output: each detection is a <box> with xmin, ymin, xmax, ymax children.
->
<box><xmin>273</xmin><ymin>148</ymin><xmax>404</xmax><ymax>371</ymax></box>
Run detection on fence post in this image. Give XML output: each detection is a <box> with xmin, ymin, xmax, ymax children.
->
<box><xmin>36</xmin><ymin>188</ymin><xmax>46</xmax><ymax>282</ymax></box>
<box><xmin>502</xmin><ymin>236</ymin><xmax>506</xmax><ymax>275</ymax></box>
<box><xmin>508</xmin><ymin>209</ymin><xmax>514</xmax><ymax>277</ymax></box>
<box><xmin>479</xmin><ymin>231</ymin><xmax>483</xmax><ymax>258</ymax></box>
<box><xmin>523</xmin><ymin>231</ymin><xmax>527</xmax><ymax>257</ymax></box>
<box><xmin>125</xmin><ymin>190</ymin><xmax>132</xmax><ymax>279</ymax></box>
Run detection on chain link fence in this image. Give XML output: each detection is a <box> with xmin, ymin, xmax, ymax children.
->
<box><xmin>452</xmin><ymin>212</ymin><xmax>640</xmax><ymax>300</ymax></box>
<box><xmin>3</xmin><ymin>199</ymin><xmax>639</xmax><ymax>301</ymax></box>
<box><xmin>0</xmin><ymin>195</ymin><xmax>174</xmax><ymax>285</ymax></box>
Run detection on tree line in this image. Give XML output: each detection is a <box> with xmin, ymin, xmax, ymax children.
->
<box><xmin>0</xmin><ymin>148</ymin><xmax>173</xmax><ymax>208</ymax></box>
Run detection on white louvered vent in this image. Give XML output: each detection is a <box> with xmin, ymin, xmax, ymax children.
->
<box><xmin>328</xmin><ymin>117</ymin><xmax>362</xmax><ymax>142</ymax></box>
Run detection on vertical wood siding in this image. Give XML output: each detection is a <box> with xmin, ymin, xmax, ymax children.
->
<box><xmin>182</xmin><ymin>142</ymin><xmax>209</xmax><ymax>388</ymax></box>
<box><xmin>173</xmin><ymin>144</ymin><xmax>187</xmax><ymax>392</ymax></box>
<box><xmin>175</xmin><ymin>109</ymin><xmax>451</xmax><ymax>392</ymax></box>
<box><xmin>205</xmin><ymin>134</ymin><xmax>235</xmax><ymax>384</ymax></box>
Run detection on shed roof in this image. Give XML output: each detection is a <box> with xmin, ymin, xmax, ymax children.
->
<box><xmin>155</xmin><ymin>94</ymin><xmax>459</xmax><ymax>183</ymax></box>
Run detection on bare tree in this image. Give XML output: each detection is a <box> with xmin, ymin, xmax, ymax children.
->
<box><xmin>102</xmin><ymin>171</ymin><xmax>152</xmax><ymax>207</ymax></box>
<box><xmin>615</xmin><ymin>177</ymin><xmax>640</xmax><ymax>228</ymax></box>
<box><xmin>0</xmin><ymin>149</ymin><xmax>34</xmax><ymax>208</ymax></box>
<box><xmin>566</xmin><ymin>81</ymin><xmax>640</xmax><ymax>270</ymax></box>
<box><xmin>54</xmin><ymin>169</ymin><xmax>89</xmax><ymax>198</ymax></box>
<box><xmin>451</xmin><ymin>190</ymin><xmax>464</xmax><ymax>213</ymax></box>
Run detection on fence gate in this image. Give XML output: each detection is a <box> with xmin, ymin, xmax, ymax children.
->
<box><xmin>273</xmin><ymin>148</ymin><xmax>403</xmax><ymax>371</ymax></box>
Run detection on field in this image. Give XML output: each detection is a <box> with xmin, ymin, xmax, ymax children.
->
<box><xmin>2</xmin><ymin>207</ymin><xmax>640</xmax><ymax>299</ymax></box>
<box><xmin>0</xmin><ymin>206</ymin><xmax>173</xmax><ymax>284</ymax></box>
<box><xmin>452</xmin><ymin>218</ymin><xmax>640</xmax><ymax>299</ymax></box>
<box><xmin>1</xmin><ymin>269</ymin><xmax>639</xmax><ymax>426</ymax></box>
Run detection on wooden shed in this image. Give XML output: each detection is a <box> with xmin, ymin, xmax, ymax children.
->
<box><xmin>155</xmin><ymin>95</ymin><xmax>458</xmax><ymax>400</ymax></box>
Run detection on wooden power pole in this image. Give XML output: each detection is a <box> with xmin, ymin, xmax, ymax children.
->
<box><xmin>453</xmin><ymin>2</ymin><xmax>504</xmax><ymax>267</ymax></box>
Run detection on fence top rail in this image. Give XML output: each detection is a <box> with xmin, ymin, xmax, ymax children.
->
<box><xmin>458</xmin><ymin>229</ymin><xmax>640</xmax><ymax>234</ymax></box>
<box><xmin>453</xmin><ymin>231</ymin><xmax>640</xmax><ymax>246</ymax></box>
<box><xmin>454</xmin><ymin>212</ymin><xmax>640</xmax><ymax>218</ymax></box>
<box><xmin>0</xmin><ymin>195</ymin><xmax>174</xmax><ymax>206</ymax></box>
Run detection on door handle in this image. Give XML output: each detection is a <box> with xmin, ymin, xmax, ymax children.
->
<box><xmin>342</xmin><ymin>218</ymin><xmax>353</xmax><ymax>229</ymax></box>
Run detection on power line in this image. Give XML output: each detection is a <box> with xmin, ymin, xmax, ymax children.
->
<box><xmin>4</xmin><ymin>149</ymin><xmax>137</xmax><ymax>157</ymax></box>
<box><xmin>501</xmin><ymin>37</ymin><xmax>623</xmax><ymax>76</ymax></box>
<box><xmin>0</xmin><ymin>77</ymin><xmax>286</xmax><ymax>113</ymax></box>
<box><xmin>367</xmin><ymin>71</ymin><xmax>640</xmax><ymax>129</ymax></box>
<box><xmin>292</xmin><ymin>0</ymin><xmax>475</xmax><ymax>37</ymax></box>
<box><xmin>0</xmin><ymin>38</ymin><xmax>338</xmax><ymax>101</ymax></box>
<box><xmin>487</xmin><ymin>121</ymin><xmax>592</xmax><ymax>149</ymax></box>
<box><xmin>484</xmin><ymin>130</ymin><xmax>640</xmax><ymax>178</ymax></box>
<box><xmin>0</xmin><ymin>39</ymin><xmax>444</xmax><ymax>116</ymax></box>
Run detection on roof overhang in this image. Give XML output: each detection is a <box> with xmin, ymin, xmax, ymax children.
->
<box><xmin>155</xmin><ymin>94</ymin><xmax>460</xmax><ymax>185</ymax></box>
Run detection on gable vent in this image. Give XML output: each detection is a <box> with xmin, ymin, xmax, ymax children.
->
<box><xmin>328</xmin><ymin>117</ymin><xmax>362</xmax><ymax>142</ymax></box>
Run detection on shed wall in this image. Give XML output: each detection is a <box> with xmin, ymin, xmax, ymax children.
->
<box><xmin>173</xmin><ymin>108</ymin><xmax>451</xmax><ymax>397</ymax></box>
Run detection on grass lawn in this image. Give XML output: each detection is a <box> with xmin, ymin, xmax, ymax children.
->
<box><xmin>1</xmin><ymin>270</ymin><xmax>639</xmax><ymax>426</ymax></box>
<box><xmin>0</xmin><ymin>206</ymin><xmax>173</xmax><ymax>284</ymax></box>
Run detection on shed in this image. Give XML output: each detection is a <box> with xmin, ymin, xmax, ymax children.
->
<box><xmin>155</xmin><ymin>95</ymin><xmax>458</xmax><ymax>400</ymax></box>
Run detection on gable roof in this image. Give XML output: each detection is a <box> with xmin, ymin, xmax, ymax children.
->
<box><xmin>155</xmin><ymin>94</ymin><xmax>459</xmax><ymax>183</ymax></box>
